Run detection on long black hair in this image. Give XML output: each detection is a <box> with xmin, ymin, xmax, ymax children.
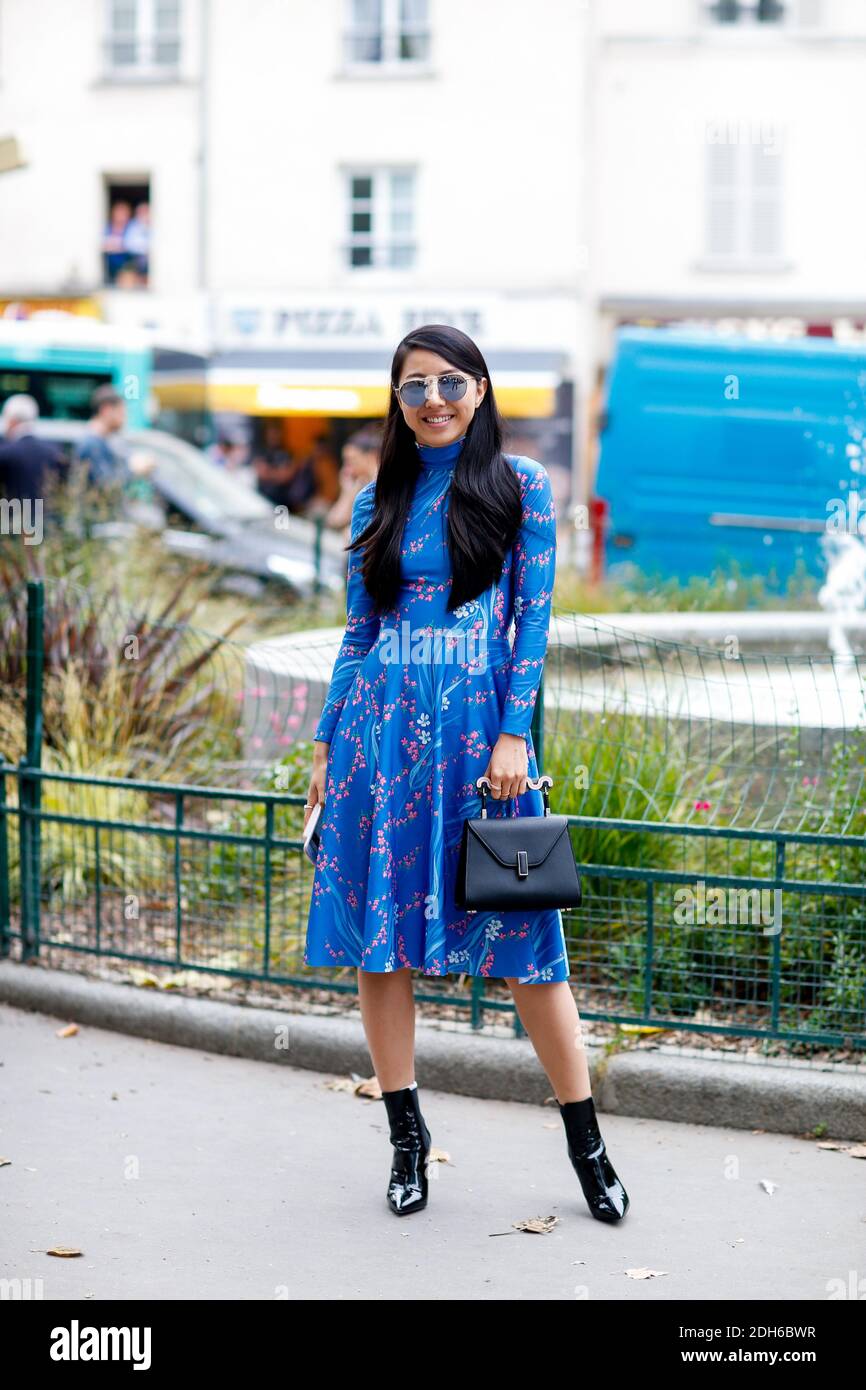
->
<box><xmin>348</xmin><ymin>324</ymin><xmax>523</xmax><ymax>614</ymax></box>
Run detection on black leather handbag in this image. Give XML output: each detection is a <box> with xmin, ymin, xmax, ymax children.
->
<box><xmin>454</xmin><ymin>774</ymin><xmax>582</xmax><ymax>911</ymax></box>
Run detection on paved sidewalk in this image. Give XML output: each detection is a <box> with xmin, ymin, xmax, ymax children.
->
<box><xmin>2</xmin><ymin>1000</ymin><xmax>863</xmax><ymax>1301</ymax></box>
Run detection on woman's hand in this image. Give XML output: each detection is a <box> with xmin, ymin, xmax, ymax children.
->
<box><xmin>305</xmin><ymin>739</ymin><xmax>330</xmax><ymax>828</ymax></box>
<box><xmin>482</xmin><ymin>732</ymin><xmax>528</xmax><ymax>800</ymax></box>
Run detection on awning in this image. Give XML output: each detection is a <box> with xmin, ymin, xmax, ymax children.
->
<box><xmin>152</xmin><ymin>347</ymin><xmax>568</xmax><ymax>418</ymax></box>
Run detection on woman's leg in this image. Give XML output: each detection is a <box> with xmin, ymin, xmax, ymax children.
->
<box><xmin>357</xmin><ymin>966</ymin><xmax>431</xmax><ymax>1216</ymax></box>
<box><xmin>357</xmin><ymin>965</ymin><xmax>418</xmax><ymax>1090</ymax></box>
<box><xmin>504</xmin><ymin>979</ymin><xmax>592</xmax><ymax>1102</ymax></box>
<box><xmin>505</xmin><ymin>977</ymin><xmax>629</xmax><ymax>1221</ymax></box>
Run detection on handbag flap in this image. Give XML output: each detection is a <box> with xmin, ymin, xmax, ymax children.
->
<box><xmin>466</xmin><ymin>815</ymin><xmax>570</xmax><ymax>870</ymax></box>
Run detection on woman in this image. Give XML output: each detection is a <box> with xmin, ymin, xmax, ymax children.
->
<box><xmin>303</xmin><ymin>324</ymin><xmax>629</xmax><ymax>1225</ymax></box>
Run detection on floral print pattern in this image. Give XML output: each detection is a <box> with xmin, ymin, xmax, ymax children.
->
<box><xmin>304</xmin><ymin>437</ymin><xmax>569</xmax><ymax>983</ymax></box>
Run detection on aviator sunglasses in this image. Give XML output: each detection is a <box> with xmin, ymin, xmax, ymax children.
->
<box><xmin>393</xmin><ymin>372</ymin><xmax>479</xmax><ymax>409</ymax></box>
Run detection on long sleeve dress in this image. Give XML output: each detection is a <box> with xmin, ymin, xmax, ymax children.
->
<box><xmin>303</xmin><ymin>432</ymin><xmax>570</xmax><ymax>983</ymax></box>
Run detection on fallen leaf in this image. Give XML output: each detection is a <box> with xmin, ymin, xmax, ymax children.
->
<box><xmin>56</xmin><ymin>1024</ymin><xmax>78</xmax><ymax>1038</ymax></box>
<box><xmin>427</xmin><ymin>1146</ymin><xmax>451</xmax><ymax>1165</ymax></box>
<box><xmin>816</xmin><ymin>1140</ymin><xmax>850</xmax><ymax>1151</ymax></box>
<box><xmin>355</xmin><ymin>1077</ymin><xmax>382</xmax><ymax>1100</ymax></box>
<box><xmin>626</xmin><ymin>1268</ymin><xmax>668</xmax><ymax>1280</ymax></box>
<box><xmin>759</xmin><ymin>1179</ymin><xmax>777</xmax><ymax>1195</ymax></box>
<box><xmin>128</xmin><ymin>970</ymin><xmax>159</xmax><ymax>988</ymax></box>
<box><xmin>847</xmin><ymin>1145</ymin><xmax>866</xmax><ymax>1160</ymax></box>
<box><xmin>45</xmin><ymin>1247</ymin><xmax>82</xmax><ymax>1258</ymax></box>
<box><xmin>513</xmin><ymin>1215</ymin><xmax>559</xmax><ymax>1234</ymax></box>
<box><xmin>323</xmin><ymin>1078</ymin><xmax>355</xmax><ymax>1093</ymax></box>
<box><xmin>0</xmin><ymin>1157</ymin><xmax>10</xmax><ymax>1166</ymax></box>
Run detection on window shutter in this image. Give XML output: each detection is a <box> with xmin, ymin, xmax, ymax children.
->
<box><xmin>706</xmin><ymin>141</ymin><xmax>741</xmax><ymax>258</ymax></box>
<box><xmin>749</xmin><ymin>141</ymin><xmax>783</xmax><ymax>257</ymax></box>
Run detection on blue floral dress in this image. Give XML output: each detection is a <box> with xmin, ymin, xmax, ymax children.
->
<box><xmin>304</xmin><ymin>432</ymin><xmax>570</xmax><ymax>983</ymax></box>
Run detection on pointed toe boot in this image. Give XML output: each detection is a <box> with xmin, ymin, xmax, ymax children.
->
<box><xmin>559</xmin><ymin>1095</ymin><xmax>629</xmax><ymax>1223</ymax></box>
<box><xmin>381</xmin><ymin>1084</ymin><xmax>432</xmax><ymax>1216</ymax></box>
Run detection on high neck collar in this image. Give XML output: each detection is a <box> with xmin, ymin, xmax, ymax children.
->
<box><xmin>415</xmin><ymin>433</ymin><xmax>466</xmax><ymax>467</ymax></box>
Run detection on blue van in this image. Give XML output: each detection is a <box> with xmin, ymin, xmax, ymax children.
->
<box><xmin>593</xmin><ymin>327</ymin><xmax>866</xmax><ymax>585</ymax></box>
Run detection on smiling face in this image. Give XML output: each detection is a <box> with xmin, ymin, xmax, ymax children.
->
<box><xmin>395</xmin><ymin>349</ymin><xmax>487</xmax><ymax>448</ymax></box>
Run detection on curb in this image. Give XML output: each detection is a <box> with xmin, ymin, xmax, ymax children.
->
<box><xmin>1</xmin><ymin>961</ymin><xmax>864</xmax><ymax>1140</ymax></box>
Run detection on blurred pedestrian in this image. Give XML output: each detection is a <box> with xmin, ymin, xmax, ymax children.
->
<box><xmin>208</xmin><ymin>430</ymin><xmax>248</xmax><ymax>471</ymax></box>
<box><xmin>324</xmin><ymin>424</ymin><xmax>381</xmax><ymax>531</ymax></box>
<box><xmin>75</xmin><ymin>385</ymin><xmax>129</xmax><ymax>491</ymax></box>
<box><xmin>0</xmin><ymin>394</ymin><xmax>64</xmax><ymax>513</ymax></box>
<box><xmin>292</xmin><ymin>437</ymin><xmax>341</xmax><ymax>520</ymax></box>
<box><xmin>251</xmin><ymin>422</ymin><xmax>315</xmax><ymax>514</ymax></box>
<box><xmin>73</xmin><ymin>385</ymin><xmax>156</xmax><ymax>525</ymax></box>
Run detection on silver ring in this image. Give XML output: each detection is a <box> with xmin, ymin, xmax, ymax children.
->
<box><xmin>303</xmin><ymin>803</ymin><xmax>314</xmax><ymax>809</ymax></box>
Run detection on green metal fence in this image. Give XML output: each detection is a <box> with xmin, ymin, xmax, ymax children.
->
<box><xmin>2</xmin><ymin>579</ymin><xmax>865</xmax><ymax>1048</ymax></box>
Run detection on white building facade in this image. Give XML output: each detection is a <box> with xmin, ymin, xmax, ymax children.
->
<box><xmin>0</xmin><ymin>0</ymin><xmax>590</xmax><ymax>498</ymax></box>
<box><xmin>2</xmin><ymin>0</ymin><xmax>865</xmax><ymax>499</ymax></box>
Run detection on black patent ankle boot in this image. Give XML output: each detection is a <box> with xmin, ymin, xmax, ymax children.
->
<box><xmin>559</xmin><ymin>1095</ymin><xmax>629</xmax><ymax>1223</ymax></box>
<box><xmin>381</xmin><ymin>1084</ymin><xmax>432</xmax><ymax>1216</ymax></box>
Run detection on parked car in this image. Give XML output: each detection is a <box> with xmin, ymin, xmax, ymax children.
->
<box><xmin>31</xmin><ymin>420</ymin><xmax>349</xmax><ymax>597</ymax></box>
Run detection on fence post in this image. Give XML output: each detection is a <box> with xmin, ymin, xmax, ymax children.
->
<box><xmin>19</xmin><ymin>579</ymin><xmax>45</xmax><ymax>961</ymax></box>
<box><xmin>312</xmin><ymin>515</ymin><xmax>323</xmax><ymax>595</ymax></box>
<box><xmin>470</xmin><ymin>973</ymin><xmax>484</xmax><ymax>1031</ymax></box>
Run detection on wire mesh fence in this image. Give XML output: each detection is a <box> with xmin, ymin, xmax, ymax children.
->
<box><xmin>1</xmin><ymin>579</ymin><xmax>865</xmax><ymax>1053</ymax></box>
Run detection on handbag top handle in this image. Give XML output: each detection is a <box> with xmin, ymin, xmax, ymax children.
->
<box><xmin>476</xmin><ymin>774</ymin><xmax>553</xmax><ymax>819</ymax></box>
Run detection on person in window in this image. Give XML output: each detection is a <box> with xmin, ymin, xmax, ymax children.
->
<box><xmin>123</xmin><ymin>202</ymin><xmax>151</xmax><ymax>282</ymax></box>
<box><xmin>102</xmin><ymin>201</ymin><xmax>132</xmax><ymax>285</ymax></box>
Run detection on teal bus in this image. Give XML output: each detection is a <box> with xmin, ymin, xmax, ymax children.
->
<box><xmin>0</xmin><ymin>317</ymin><xmax>152</xmax><ymax>428</ymax></box>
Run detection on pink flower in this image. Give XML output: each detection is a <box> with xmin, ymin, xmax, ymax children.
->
<box><xmin>694</xmin><ymin>799</ymin><xmax>711</xmax><ymax>811</ymax></box>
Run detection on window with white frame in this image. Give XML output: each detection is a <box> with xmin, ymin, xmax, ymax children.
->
<box><xmin>104</xmin><ymin>0</ymin><xmax>182</xmax><ymax>78</ymax></box>
<box><xmin>345</xmin><ymin>170</ymin><xmax>416</xmax><ymax>269</ymax></box>
<box><xmin>704</xmin><ymin>131</ymin><xmax>784</xmax><ymax>265</ymax></box>
<box><xmin>344</xmin><ymin>0</ymin><xmax>430</xmax><ymax>67</ymax></box>
<box><xmin>702</xmin><ymin>0</ymin><xmax>822</xmax><ymax>25</ymax></box>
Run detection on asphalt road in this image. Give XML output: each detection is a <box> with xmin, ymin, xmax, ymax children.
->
<box><xmin>2</xmin><ymin>1001</ymin><xmax>863</xmax><ymax>1301</ymax></box>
